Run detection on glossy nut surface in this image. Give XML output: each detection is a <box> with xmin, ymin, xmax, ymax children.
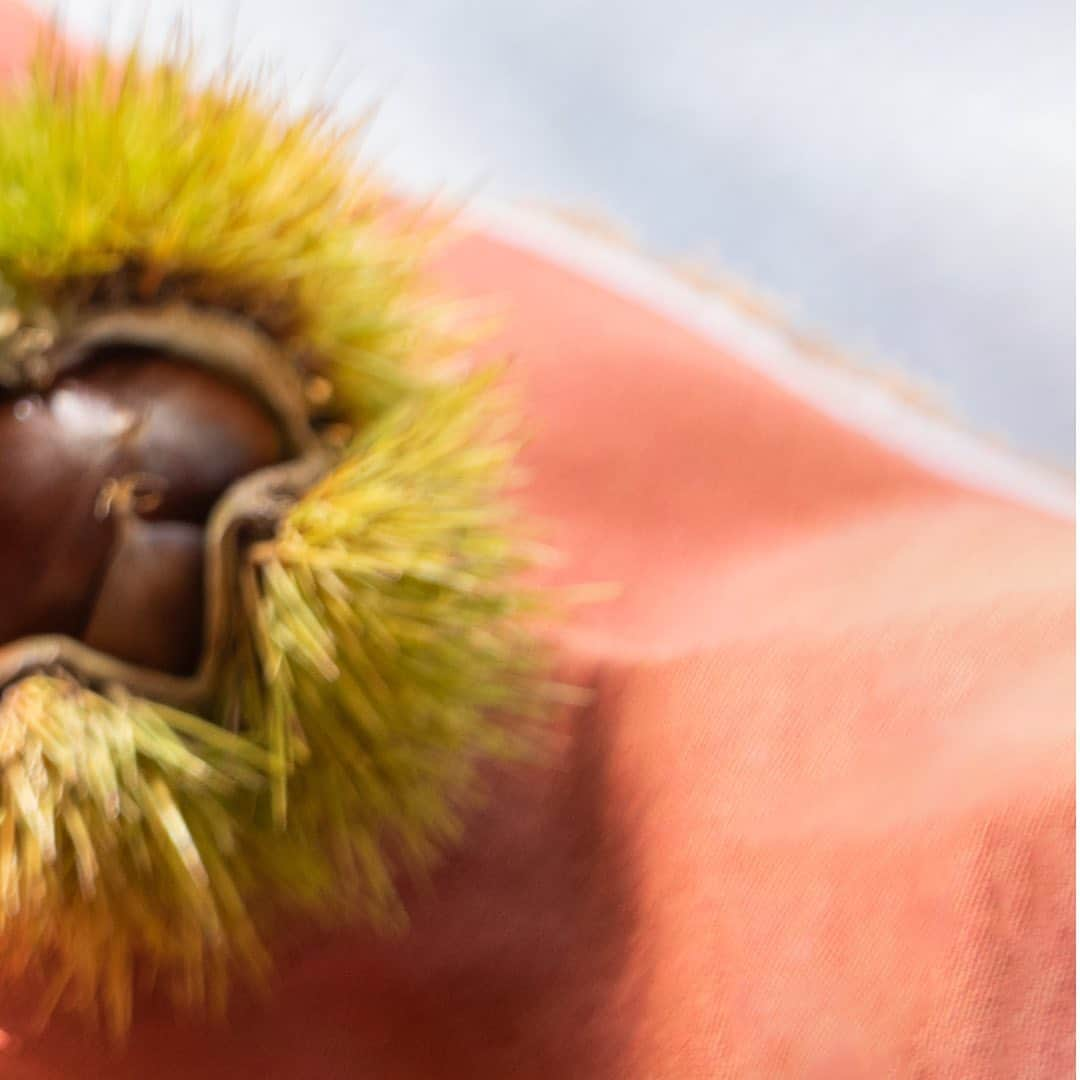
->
<box><xmin>0</xmin><ymin>348</ymin><xmax>285</xmax><ymax>675</ymax></box>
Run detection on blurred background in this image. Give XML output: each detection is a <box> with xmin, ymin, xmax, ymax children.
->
<box><xmin>49</xmin><ymin>0</ymin><xmax>1075</xmax><ymax>468</ymax></box>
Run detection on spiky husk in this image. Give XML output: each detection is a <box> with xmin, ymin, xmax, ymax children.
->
<box><xmin>0</xmin><ymin>39</ymin><xmax>546</xmax><ymax>1034</ymax></box>
<box><xmin>0</xmin><ymin>35</ymin><xmax>460</xmax><ymax>417</ymax></box>
<box><xmin>0</xmin><ymin>675</ymin><xmax>271</xmax><ymax>1038</ymax></box>
<box><xmin>242</xmin><ymin>375</ymin><xmax>539</xmax><ymax>882</ymax></box>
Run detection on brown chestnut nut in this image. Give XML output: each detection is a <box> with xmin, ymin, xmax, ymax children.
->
<box><xmin>0</xmin><ymin>347</ymin><xmax>285</xmax><ymax>676</ymax></box>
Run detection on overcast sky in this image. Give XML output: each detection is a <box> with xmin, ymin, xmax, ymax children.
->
<box><xmin>52</xmin><ymin>0</ymin><xmax>1075</xmax><ymax>466</ymax></box>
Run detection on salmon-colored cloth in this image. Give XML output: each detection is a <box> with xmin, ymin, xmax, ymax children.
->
<box><xmin>0</xmin><ymin>6</ymin><xmax>1074</xmax><ymax>1076</ymax></box>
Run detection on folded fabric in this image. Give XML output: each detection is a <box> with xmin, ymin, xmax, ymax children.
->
<box><xmin>0</xmin><ymin>6</ymin><xmax>1072</xmax><ymax>1077</ymax></box>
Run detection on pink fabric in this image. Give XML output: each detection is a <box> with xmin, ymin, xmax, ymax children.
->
<box><xmin>0</xmin><ymin>8</ymin><xmax>1074</xmax><ymax>1076</ymax></box>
